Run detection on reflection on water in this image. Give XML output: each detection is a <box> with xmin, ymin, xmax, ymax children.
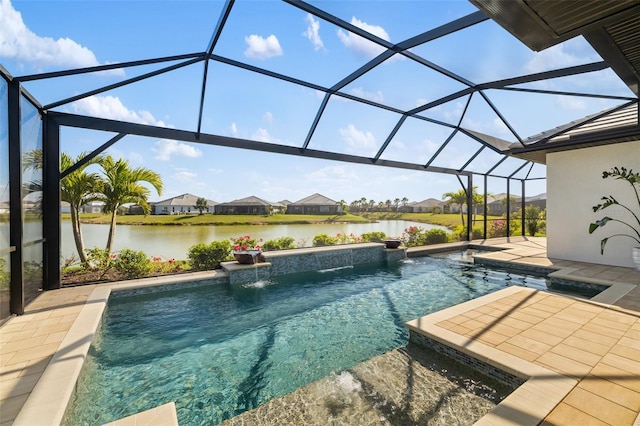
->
<box><xmin>56</xmin><ymin>220</ymin><xmax>449</xmax><ymax>261</ymax></box>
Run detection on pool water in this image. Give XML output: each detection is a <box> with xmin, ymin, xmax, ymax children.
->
<box><xmin>64</xmin><ymin>256</ymin><xmax>548</xmax><ymax>425</ymax></box>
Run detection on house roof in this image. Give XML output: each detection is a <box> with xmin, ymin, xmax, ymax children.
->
<box><xmin>217</xmin><ymin>196</ymin><xmax>279</xmax><ymax>206</ymax></box>
<box><xmin>410</xmin><ymin>198</ymin><xmax>445</xmax><ymax>208</ymax></box>
<box><xmin>290</xmin><ymin>193</ymin><xmax>338</xmax><ymax>206</ymax></box>
<box><xmin>507</xmin><ymin>104</ymin><xmax>639</xmax><ymax>163</ymax></box>
<box><xmin>153</xmin><ymin>193</ymin><xmax>217</xmax><ymax>206</ymax></box>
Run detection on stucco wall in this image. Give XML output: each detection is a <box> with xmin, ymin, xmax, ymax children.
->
<box><xmin>547</xmin><ymin>140</ymin><xmax>640</xmax><ymax>267</ymax></box>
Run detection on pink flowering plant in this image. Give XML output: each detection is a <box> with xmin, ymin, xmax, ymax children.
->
<box><xmin>231</xmin><ymin>235</ymin><xmax>263</xmax><ymax>252</ymax></box>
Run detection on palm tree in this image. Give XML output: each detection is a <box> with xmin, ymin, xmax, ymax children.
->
<box><xmin>195</xmin><ymin>197</ymin><xmax>208</xmax><ymax>215</ymax></box>
<box><xmin>401</xmin><ymin>197</ymin><xmax>409</xmax><ymax>212</ymax></box>
<box><xmin>443</xmin><ymin>189</ymin><xmax>469</xmax><ymax>225</ymax></box>
<box><xmin>393</xmin><ymin>198</ymin><xmax>400</xmax><ymax>212</ymax></box>
<box><xmin>98</xmin><ymin>156</ymin><xmax>163</xmax><ymax>253</ymax></box>
<box><xmin>338</xmin><ymin>199</ymin><xmax>348</xmax><ymax>215</ymax></box>
<box><xmin>385</xmin><ymin>199</ymin><xmax>392</xmax><ymax>212</ymax></box>
<box><xmin>61</xmin><ymin>152</ymin><xmax>104</xmax><ymax>263</ymax></box>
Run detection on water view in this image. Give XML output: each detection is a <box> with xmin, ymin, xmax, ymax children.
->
<box><xmin>60</xmin><ymin>220</ymin><xmax>448</xmax><ymax>260</ymax></box>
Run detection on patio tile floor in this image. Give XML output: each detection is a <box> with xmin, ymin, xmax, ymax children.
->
<box><xmin>1</xmin><ymin>237</ymin><xmax>639</xmax><ymax>425</ymax></box>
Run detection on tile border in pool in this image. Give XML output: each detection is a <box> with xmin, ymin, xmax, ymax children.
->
<box><xmin>11</xmin><ymin>271</ymin><xmax>226</xmax><ymax>426</ymax></box>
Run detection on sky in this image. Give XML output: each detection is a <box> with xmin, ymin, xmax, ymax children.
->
<box><xmin>0</xmin><ymin>0</ymin><xmax>634</xmax><ymax>205</ymax></box>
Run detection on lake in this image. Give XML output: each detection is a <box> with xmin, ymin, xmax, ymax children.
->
<box><xmin>60</xmin><ymin>220</ymin><xmax>449</xmax><ymax>261</ymax></box>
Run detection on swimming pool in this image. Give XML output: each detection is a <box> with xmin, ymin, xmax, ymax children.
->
<box><xmin>64</xmin><ymin>255</ymin><xmax>548</xmax><ymax>425</ymax></box>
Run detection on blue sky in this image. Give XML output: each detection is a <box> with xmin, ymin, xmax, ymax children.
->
<box><xmin>1</xmin><ymin>0</ymin><xmax>634</xmax><ymax>204</ymax></box>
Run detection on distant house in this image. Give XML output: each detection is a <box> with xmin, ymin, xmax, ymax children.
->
<box><xmin>407</xmin><ymin>198</ymin><xmax>445</xmax><ymax>213</ymax></box>
<box><xmin>126</xmin><ymin>204</ymin><xmax>145</xmax><ymax>215</ymax></box>
<box><xmin>60</xmin><ymin>201</ymin><xmax>105</xmax><ymax>214</ymax></box>
<box><xmin>152</xmin><ymin>193</ymin><xmax>217</xmax><ymax>215</ymax></box>
<box><xmin>286</xmin><ymin>193</ymin><xmax>340</xmax><ymax>214</ymax></box>
<box><xmin>81</xmin><ymin>201</ymin><xmax>104</xmax><ymax>214</ymax></box>
<box><xmin>448</xmin><ymin>193</ymin><xmax>547</xmax><ymax>215</ymax></box>
<box><xmin>215</xmin><ymin>196</ymin><xmax>283</xmax><ymax>215</ymax></box>
<box><xmin>60</xmin><ymin>201</ymin><xmax>71</xmax><ymax>214</ymax></box>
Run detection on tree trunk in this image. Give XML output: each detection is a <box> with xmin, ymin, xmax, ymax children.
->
<box><xmin>70</xmin><ymin>206</ymin><xmax>88</xmax><ymax>264</ymax></box>
<box><xmin>106</xmin><ymin>209</ymin><xmax>118</xmax><ymax>253</ymax></box>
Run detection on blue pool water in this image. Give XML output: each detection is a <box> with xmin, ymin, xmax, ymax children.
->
<box><xmin>64</xmin><ymin>256</ymin><xmax>548</xmax><ymax>425</ymax></box>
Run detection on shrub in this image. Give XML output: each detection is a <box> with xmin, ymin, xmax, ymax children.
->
<box><xmin>85</xmin><ymin>247</ymin><xmax>114</xmax><ymax>269</ymax></box>
<box><xmin>488</xmin><ymin>220</ymin><xmax>506</xmax><ymax>238</ymax></box>
<box><xmin>524</xmin><ymin>205</ymin><xmax>543</xmax><ymax>236</ymax></box>
<box><xmin>112</xmin><ymin>248</ymin><xmax>153</xmax><ymax>279</ymax></box>
<box><xmin>188</xmin><ymin>240</ymin><xmax>232</xmax><ymax>270</ymax></box>
<box><xmin>401</xmin><ymin>226</ymin><xmax>427</xmax><ymax>247</ymax></box>
<box><xmin>313</xmin><ymin>233</ymin><xmax>337</xmax><ymax>247</ymax></box>
<box><xmin>261</xmin><ymin>237</ymin><xmax>296</xmax><ymax>251</ymax></box>
<box><xmin>360</xmin><ymin>231</ymin><xmax>387</xmax><ymax>242</ymax></box>
<box><xmin>425</xmin><ymin>229</ymin><xmax>449</xmax><ymax>244</ymax></box>
<box><xmin>335</xmin><ymin>233</ymin><xmax>360</xmax><ymax>244</ymax></box>
<box><xmin>453</xmin><ymin>226</ymin><xmax>484</xmax><ymax>241</ymax></box>
<box><xmin>150</xmin><ymin>256</ymin><xmax>189</xmax><ymax>274</ymax></box>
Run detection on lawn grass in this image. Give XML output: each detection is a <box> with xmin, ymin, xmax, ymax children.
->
<box><xmin>67</xmin><ymin>213</ymin><xmax>374</xmax><ymax>226</ymax></box>
<box><xmin>365</xmin><ymin>212</ymin><xmax>494</xmax><ymax>229</ymax></box>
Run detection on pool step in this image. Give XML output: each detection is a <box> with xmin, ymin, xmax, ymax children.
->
<box><xmin>101</xmin><ymin>402</ymin><xmax>179</xmax><ymax>426</ymax></box>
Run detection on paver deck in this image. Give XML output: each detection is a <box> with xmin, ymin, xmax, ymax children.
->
<box><xmin>1</xmin><ymin>237</ymin><xmax>639</xmax><ymax>425</ymax></box>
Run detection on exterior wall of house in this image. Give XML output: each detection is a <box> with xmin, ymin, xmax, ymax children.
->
<box><xmin>286</xmin><ymin>205</ymin><xmax>339</xmax><ymax>214</ymax></box>
<box><xmin>153</xmin><ymin>204</ymin><xmax>215</xmax><ymax>215</ymax></box>
<box><xmin>547</xmin><ymin>140</ymin><xmax>640</xmax><ymax>268</ymax></box>
<box><xmin>216</xmin><ymin>205</ymin><xmax>269</xmax><ymax>214</ymax></box>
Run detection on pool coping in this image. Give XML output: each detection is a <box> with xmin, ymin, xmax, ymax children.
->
<box><xmin>11</xmin><ymin>271</ymin><xmax>225</xmax><ymax>426</ymax></box>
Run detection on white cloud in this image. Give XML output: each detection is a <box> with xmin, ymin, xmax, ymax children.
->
<box><xmin>303</xmin><ymin>13</ymin><xmax>324</xmax><ymax>51</ymax></box>
<box><xmin>350</xmin><ymin>87</ymin><xmax>384</xmax><ymax>103</ymax></box>
<box><xmin>305</xmin><ymin>165</ymin><xmax>359</xmax><ymax>183</ymax></box>
<box><xmin>337</xmin><ymin>17</ymin><xmax>390</xmax><ymax>58</ymax></box>
<box><xmin>126</xmin><ymin>152</ymin><xmax>144</xmax><ymax>166</ymax></box>
<box><xmin>173</xmin><ymin>171</ymin><xmax>197</xmax><ymax>182</ymax></box>
<box><xmin>153</xmin><ymin>139</ymin><xmax>202</xmax><ymax>161</ymax></box>
<box><xmin>252</xmin><ymin>128</ymin><xmax>272</xmax><ymax>142</ymax></box>
<box><xmin>244</xmin><ymin>34</ymin><xmax>283</xmax><ymax>60</ymax></box>
<box><xmin>461</xmin><ymin>116</ymin><xmax>511</xmax><ymax>137</ymax></box>
<box><xmin>556</xmin><ymin>95</ymin><xmax>587</xmax><ymax>110</ymax></box>
<box><xmin>262</xmin><ymin>111</ymin><xmax>274</xmax><ymax>125</ymax></box>
<box><xmin>524</xmin><ymin>39</ymin><xmax>599</xmax><ymax>74</ymax></box>
<box><xmin>72</xmin><ymin>95</ymin><xmax>168</xmax><ymax>126</ymax></box>
<box><xmin>230</xmin><ymin>122</ymin><xmax>238</xmax><ymax>137</ymax></box>
<box><xmin>441</xmin><ymin>102</ymin><xmax>465</xmax><ymax>122</ymax></box>
<box><xmin>0</xmin><ymin>0</ymin><xmax>123</xmax><ymax>75</ymax></box>
<box><xmin>339</xmin><ymin>124</ymin><xmax>377</xmax><ymax>153</ymax></box>
<box><xmin>207</xmin><ymin>168</ymin><xmax>223</xmax><ymax>174</ymax></box>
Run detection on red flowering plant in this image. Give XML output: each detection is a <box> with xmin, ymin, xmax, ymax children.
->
<box><xmin>231</xmin><ymin>235</ymin><xmax>263</xmax><ymax>252</ymax></box>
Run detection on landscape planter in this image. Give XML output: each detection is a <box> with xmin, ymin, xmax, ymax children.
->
<box><xmin>383</xmin><ymin>239</ymin><xmax>403</xmax><ymax>249</ymax></box>
<box><xmin>233</xmin><ymin>250</ymin><xmax>264</xmax><ymax>264</ymax></box>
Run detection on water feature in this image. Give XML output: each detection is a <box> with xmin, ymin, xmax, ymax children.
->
<box><xmin>57</xmin><ymin>220</ymin><xmax>448</xmax><ymax>261</ymax></box>
<box><xmin>64</xmin><ymin>254</ymin><xmax>547</xmax><ymax>425</ymax></box>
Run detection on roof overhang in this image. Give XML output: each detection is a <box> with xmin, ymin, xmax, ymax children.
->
<box><xmin>470</xmin><ymin>0</ymin><xmax>640</xmax><ymax>95</ymax></box>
